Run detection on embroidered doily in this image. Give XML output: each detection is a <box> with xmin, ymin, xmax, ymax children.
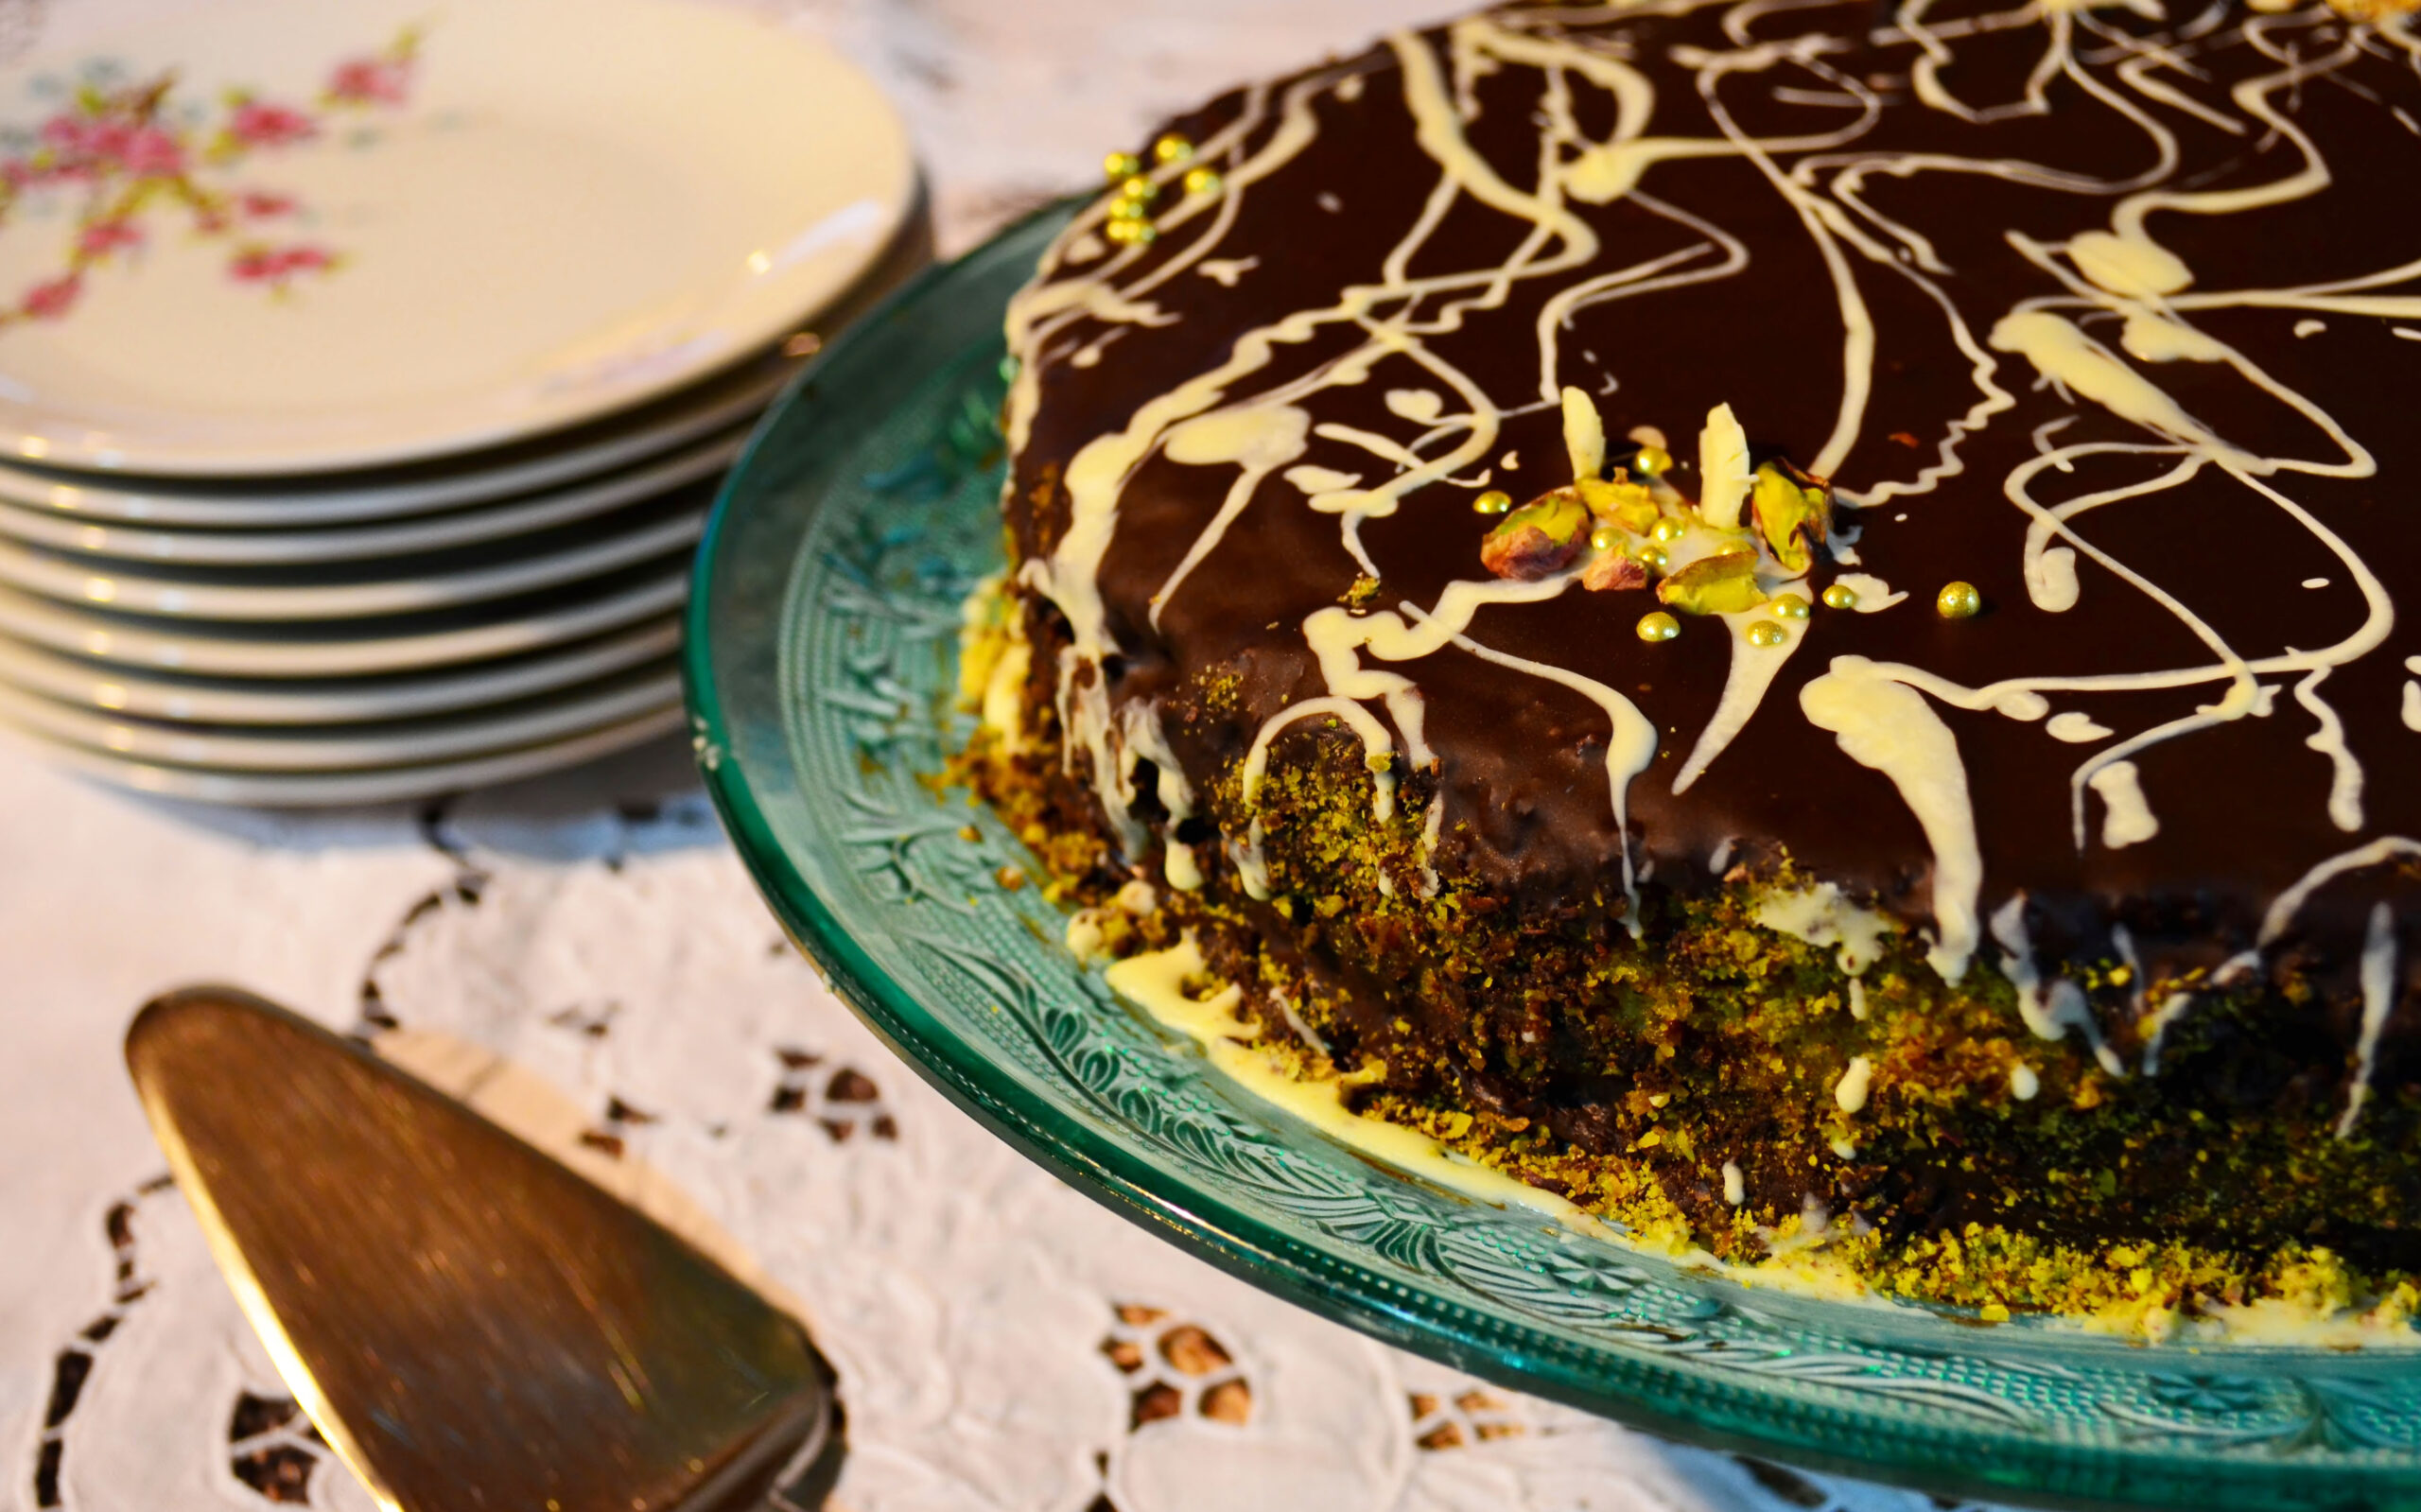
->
<box><xmin>0</xmin><ymin>2</ymin><xmax>2020</xmax><ymax>1508</ymax></box>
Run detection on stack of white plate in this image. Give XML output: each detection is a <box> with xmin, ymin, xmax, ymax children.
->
<box><xmin>0</xmin><ymin>0</ymin><xmax>916</xmax><ymax>805</ymax></box>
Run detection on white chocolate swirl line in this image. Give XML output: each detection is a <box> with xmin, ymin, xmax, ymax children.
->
<box><xmin>1991</xmin><ymin>893</ymin><xmax>2126</xmax><ymax>1077</ymax></box>
<box><xmin>2217</xmin><ymin>837</ymin><xmax>2421</xmax><ymax>986</ymax></box>
<box><xmin>1001</xmin><ymin>1</ymin><xmax>2421</xmax><ymax>1048</ymax></box>
<box><xmin>1240</xmin><ymin>696</ymin><xmax>1401</xmax><ymax>823</ymax></box>
<box><xmin>1802</xmin><ymin>656</ymin><xmax>1982</xmax><ymax>982</ymax></box>
<box><xmin>1400</xmin><ymin>600</ymin><xmax>1663</xmax><ymax>935</ymax></box>
<box><xmin>2337</xmin><ymin>903</ymin><xmax>2401</xmax><ymax>1139</ymax></box>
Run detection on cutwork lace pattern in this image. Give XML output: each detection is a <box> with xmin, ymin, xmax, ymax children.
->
<box><xmin>0</xmin><ymin>1</ymin><xmax>2041</xmax><ymax>1508</ymax></box>
<box><xmin>6</xmin><ymin>792</ymin><xmax>2013</xmax><ymax>1512</ymax></box>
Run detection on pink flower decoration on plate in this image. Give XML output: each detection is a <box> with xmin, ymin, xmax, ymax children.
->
<box><xmin>21</xmin><ymin>273</ymin><xmax>82</xmax><ymax>320</ymax></box>
<box><xmin>77</xmin><ymin>218</ymin><xmax>143</xmax><ymax>257</ymax></box>
<box><xmin>225</xmin><ymin>99</ymin><xmax>316</xmax><ymax>149</ymax></box>
<box><xmin>323</xmin><ymin>28</ymin><xmax>421</xmax><ymax>109</ymax></box>
<box><xmin>0</xmin><ymin>25</ymin><xmax>422</xmax><ymax>333</ymax></box>
<box><xmin>229</xmin><ymin>243</ymin><xmax>336</xmax><ymax>287</ymax></box>
<box><xmin>326</xmin><ymin>57</ymin><xmax>411</xmax><ymax>107</ymax></box>
<box><xmin>120</xmin><ymin>126</ymin><xmax>183</xmax><ymax>176</ymax></box>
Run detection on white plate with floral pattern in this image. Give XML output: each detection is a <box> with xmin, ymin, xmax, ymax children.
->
<box><xmin>26</xmin><ymin>699</ymin><xmax>685</xmax><ymax>805</ymax></box>
<box><xmin>0</xmin><ymin>556</ymin><xmax>688</xmax><ymax>677</ymax></box>
<box><xmin>0</xmin><ymin>490</ymin><xmax>706</xmax><ymax>619</ymax></box>
<box><xmin>0</xmin><ymin>347</ymin><xmax>799</xmax><ymax>526</ymax></box>
<box><xmin>0</xmin><ymin>426</ymin><xmax>744</xmax><ymax>565</ymax></box>
<box><xmin>0</xmin><ymin>613</ymin><xmax>679</xmax><ymax>724</ymax></box>
<box><xmin>0</xmin><ymin>660</ymin><xmax>678</xmax><ymax>770</ymax></box>
<box><xmin>0</xmin><ymin>0</ymin><xmax>914</xmax><ymax>476</ymax></box>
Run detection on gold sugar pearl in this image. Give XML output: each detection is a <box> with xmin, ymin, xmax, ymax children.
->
<box><xmin>1117</xmin><ymin>175</ymin><xmax>1158</xmax><ymax>203</ymax></box>
<box><xmin>1636</xmin><ymin>611</ymin><xmax>1681</xmax><ymax>643</ymax></box>
<box><xmin>1107</xmin><ymin>196</ymin><xmax>1149</xmax><ymax>222</ymax></box>
<box><xmin>1473</xmin><ymin>490</ymin><xmax>1512</xmax><ymax>515</ymax></box>
<box><xmin>1820</xmin><ymin>583</ymin><xmax>1859</xmax><ymax>611</ymax></box>
<box><xmin>1632</xmin><ymin>443</ymin><xmax>1672</xmax><ymax>474</ymax></box>
<box><xmin>1937</xmin><ymin>580</ymin><xmax>1983</xmax><ymax>619</ymax></box>
<box><xmin>1637</xmin><ymin>545</ymin><xmax>1669</xmax><ymax>572</ymax></box>
<box><xmin>1589</xmin><ymin>525</ymin><xmax>1620</xmax><ymax>551</ymax></box>
<box><xmin>1745</xmin><ymin>620</ymin><xmax>1788</xmax><ymax>648</ymax></box>
<box><xmin>1650</xmin><ymin>517</ymin><xmax>1686</xmax><ymax>544</ymax></box>
<box><xmin>1103</xmin><ymin>150</ymin><xmax>1142</xmax><ymax>182</ymax></box>
<box><xmin>1105</xmin><ymin>218</ymin><xmax>1157</xmax><ymax>247</ymax></box>
<box><xmin>1771</xmin><ymin>592</ymin><xmax>1811</xmax><ymax>620</ymax></box>
<box><xmin>1182</xmin><ymin>165</ymin><xmax>1223</xmax><ymax>197</ymax></box>
<box><xmin>1153</xmin><ymin>133</ymin><xmax>1194</xmax><ymax>165</ymax></box>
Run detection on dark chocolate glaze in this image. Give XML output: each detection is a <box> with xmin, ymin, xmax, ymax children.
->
<box><xmin>1006</xmin><ymin>1</ymin><xmax>2421</xmax><ymax>1062</ymax></box>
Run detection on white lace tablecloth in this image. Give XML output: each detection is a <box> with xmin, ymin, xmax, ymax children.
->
<box><xmin>0</xmin><ymin>3</ymin><xmax>2017</xmax><ymax>1508</ymax></box>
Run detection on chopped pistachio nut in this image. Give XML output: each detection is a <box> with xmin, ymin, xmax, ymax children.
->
<box><xmin>1657</xmin><ymin>549</ymin><xmax>1768</xmax><ymax>615</ymax></box>
<box><xmin>1821</xmin><ymin>582</ymin><xmax>1859</xmax><ymax>610</ymax></box>
<box><xmin>1750</xmin><ymin>460</ymin><xmax>1834</xmax><ymax>575</ymax></box>
<box><xmin>1480</xmin><ymin>491</ymin><xmax>1592</xmax><ymax>581</ymax></box>
<box><xmin>1343</xmin><ymin>574</ymin><xmax>1382</xmax><ymax>610</ymax></box>
<box><xmin>1576</xmin><ymin>476</ymin><xmax>1661</xmax><ymax>534</ymax></box>
<box><xmin>1582</xmin><ymin>549</ymin><xmax>1649</xmax><ymax>593</ymax></box>
<box><xmin>1636</xmin><ymin>610</ymin><xmax>1681</xmax><ymax>642</ymax></box>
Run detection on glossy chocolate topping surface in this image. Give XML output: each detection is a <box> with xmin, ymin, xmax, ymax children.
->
<box><xmin>1003</xmin><ymin>0</ymin><xmax>2421</xmax><ymax>1005</ymax></box>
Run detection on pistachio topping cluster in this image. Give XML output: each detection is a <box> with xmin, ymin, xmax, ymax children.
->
<box><xmin>1477</xmin><ymin>398</ymin><xmax>1845</xmax><ymax>646</ymax></box>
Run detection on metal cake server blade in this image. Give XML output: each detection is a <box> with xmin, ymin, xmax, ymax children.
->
<box><xmin>125</xmin><ymin>984</ymin><xmax>837</xmax><ymax>1512</ymax></box>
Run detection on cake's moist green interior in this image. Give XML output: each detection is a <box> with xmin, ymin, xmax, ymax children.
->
<box><xmin>957</xmin><ymin>592</ymin><xmax>2421</xmax><ymax>1335</ymax></box>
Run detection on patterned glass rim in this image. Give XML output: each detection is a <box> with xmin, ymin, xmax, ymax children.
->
<box><xmin>685</xmin><ymin>201</ymin><xmax>2421</xmax><ymax>1512</ymax></box>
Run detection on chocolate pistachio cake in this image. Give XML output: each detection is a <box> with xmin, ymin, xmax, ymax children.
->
<box><xmin>964</xmin><ymin>0</ymin><xmax>2421</xmax><ymax>1327</ymax></box>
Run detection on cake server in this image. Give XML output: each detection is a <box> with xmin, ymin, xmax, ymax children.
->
<box><xmin>124</xmin><ymin>984</ymin><xmax>839</xmax><ymax>1512</ymax></box>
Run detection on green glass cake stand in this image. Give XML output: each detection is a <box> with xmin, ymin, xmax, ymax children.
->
<box><xmin>685</xmin><ymin>203</ymin><xmax>2421</xmax><ymax>1512</ymax></box>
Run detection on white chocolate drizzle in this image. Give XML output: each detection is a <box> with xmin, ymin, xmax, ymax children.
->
<box><xmin>1150</xmin><ymin>404</ymin><xmax>1311</xmax><ymax>630</ymax></box>
<box><xmin>2336</xmin><ymin>903</ymin><xmax>2400</xmax><ymax>1138</ymax></box>
<box><xmin>1831</xmin><ymin>572</ymin><xmax>1905</xmax><ymax>612</ymax></box>
<box><xmin>1560</xmin><ymin>385</ymin><xmax>1605</xmax><ymax>480</ymax></box>
<box><xmin>2221</xmin><ymin>838</ymin><xmax>2421</xmax><ymax>983</ymax></box>
<box><xmin>1801</xmin><ymin>657</ymin><xmax>1981</xmax><ymax>981</ymax></box>
<box><xmin>1672</xmin><ymin>607</ymin><xmax>1805</xmax><ymax>794</ymax></box>
<box><xmin>1834</xmin><ymin>1054</ymin><xmax>1874</xmax><ymax>1114</ymax></box>
<box><xmin>1119</xmin><ymin>702</ymin><xmax>1201</xmax><ymax>891</ymax></box>
<box><xmin>2087</xmin><ymin>760</ymin><xmax>2159</xmax><ymax>849</ymax></box>
<box><xmin>1696</xmin><ymin>403</ymin><xmax>1752</xmax><ymax>529</ymax></box>
<box><xmin>2139</xmin><ymin>991</ymin><xmax>2197</xmax><ymax>1078</ymax></box>
<box><xmin>995</xmin><ymin>3</ymin><xmax>2421</xmax><ymax>1064</ymax></box>
<box><xmin>1991</xmin><ymin>893</ymin><xmax>2126</xmax><ymax>1077</ymax></box>
<box><xmin>1754</xmin><ymin>881</ymin><xmax>1892</xmax><ymax>976</ymax></box>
